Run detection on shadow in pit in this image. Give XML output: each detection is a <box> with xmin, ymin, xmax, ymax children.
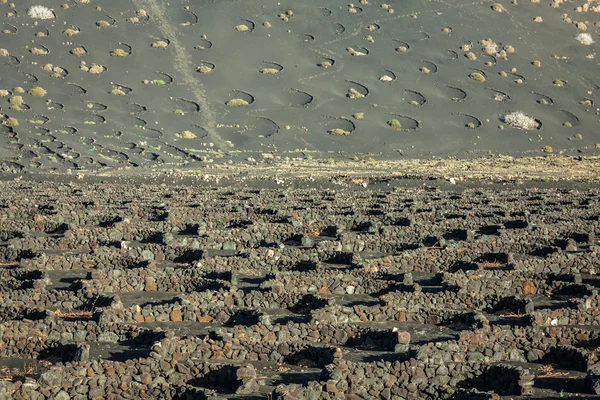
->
<box><xmin>534</xmin><ymin>376</ymin><xmax>587</xmax><ymax>394</ymax></box>
<box><xmin>272</xmin><ymin>314</ymin><xmax>311</xmax><ymax>325</ymax></box>
<box><xmin>187</xmin><ymin>365</ymin><xmax>240</xmax><ymax>394</ymax></box>
<box><xmin>283</xmin><ymin>346</ymin><xmax>335</xmax><ymax>368</ymax></box>
<box><xmin>358</xmin><ymin>351</ymin><xmax>415</xmax><ymax>363</ymax></box>
<box><xmin>271</xmin><ymin>371</ymin><xmax>325</xmax><ymax>386</ymax></box>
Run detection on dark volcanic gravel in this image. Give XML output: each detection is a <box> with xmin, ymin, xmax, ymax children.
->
<box><xmin>1</xmin><ymin>178</ymin><xmax>600</xmax><ymax>399</ymax></box>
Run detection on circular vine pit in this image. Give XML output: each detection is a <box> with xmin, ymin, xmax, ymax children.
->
<box><xmin>324</xmin><ymin>117</ymin><xmax>356</xmax><ymax>137</ymax></box>
<box><xmin>557</xmin><ymin>110</ymin><xmax>580</xmax><ymax>127</ymax></box>
<box><xmin>394</xmin><ymin>40</ymin><xmax>411</xmax><ymax>53</ymax></box>
<box><xmin>65</xmin><ymin>83</ymin><xmax>87</xmax><ymax>96</ymax></box>
<box><xmin>346</xmin><ymin>81</ymin><xmax>369</xmax><ymax>99</ymax></box>
<box><xmin>379</xmin><ymin>70</ymin><xmax>396</xmax><ymax>83</ymax></box>
<box><xmin>404</xmin><ymin>90</ymin><xmax>427</xmax><ymax>106</ymax></box>
<box><xmin>441</xmin><ymin>86</ymin><xmax>467</xmax><ymax>102</ymax></box>
<box><xmin>444</xmin><ymin>49</ymin><xmax>458</xmax><ymax>61</ymax></box>
<box><xmin>84</xmin><ymin>102</ymin><xmax>108</xmax><ymax>113</ymax></box>
<box><xmin>196</xmin><ymin>61</ymin><xmax>215</xmax><ymax>74</ymax></box>
<box><xmin>2</xmin><ymin>23</ymin><xmax>18</xmax><ymax>35</ymax></box>
<box><xmin>194</xmin><ymin>39</ymin><xmax>213</xmax><ymax>51</ymax></box>
<box><xmin>486</xmin><ymin>88</ymin><xmax>511</xmax><ymax>103</ymax></box>
<box><xmin>173</xmin><ymin>9</ymin><xmax>198</xmax><ymax>27</ymax></box>
<box><xmin>531</xmin><ymin>92</ymin><xmax>554</xmax><ymax>106</ymax></box>
<box><xmin>170</xmin><ymin>98</ymin><xmax>201</xmax><ymax>114</ymax></box>
<box><xmin>299</xmin><ymin>33</ymin><xmax>315</xmax><ymax>43</ymax></box>
<box><xmin>242</xmin><ymin>117</ymin><xmax>280</xmax><ymax>138</ymax></box>
<box><xmin>286</xmin><ymin>89</ymin><xmax>314</xmax><ymax>107</ymax></box>
<box><xmin>127</xmin><ymin>103</ymin><xmax>147</xmax><ymax>114</ymax></box>
<box><xmin>225</xmin><ymin>90</ymin><xmax>254</xmax><ymax>107</ymax></box>
<box><xmin>386</xmin><ymin>114</ymin><xmax>420</xmax><ymax>132</ymax></box>
<box><xmin>454</xmin><ymin>113</ymin><xmax>482</xmax><ymax>129</ymax></box>
<box><xmin>260</xmin><ymin>61</ymin><xmax>284</xmax><ymax>76</ymax></box>
<box><xmin>318</xmin><ymin>58</ymin><xmax>335</xmax><ymax>69</ymax></box>
<box><xmin>420</xmin><ymin>60</ymin><xmax>438</xmax><ymax>74</ymax></box>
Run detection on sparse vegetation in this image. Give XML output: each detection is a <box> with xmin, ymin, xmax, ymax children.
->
<box><xmin>177</xmin><ymin>130</ymin><xmax>197</xmax><ymax>139</ymax></box>
<box><xmin>28</xmin><ymin>86</ymin><xmax>47</xmax><ymax>97</ymax></box>
<box><xmin>226</xmin><ymin>98</ymin><xmax>250</xmax><ymax>107</ymax></box>
<box><xmin>197</xmin><ymin>65</ymin><xmax>213</xmax><ymax>74</ymax></box>
<box><xmin>328</xmin><ymin>128</ymin><xmax>351</xmax><ymax>136</ymax></box>
<box><xmin>467</xmin><ymin>122</ymin><xmax>476</xmax><ymax>129</ymax></box>
<box><xmin>542</xmin><ymin>145</ymin><xmax>553</xmax><ymax>153</ymax></box>
<box><xmin>71</xmin><ymin>47</ymin><xmax>87</xmax><ymax>56</ymax></box>
<box><xmin>88</xmin><ymin>64</ymin><xmax>104</xmax><ymax>75</ymax></box>
<box><xmin>469</xmin><ymin>72</ymin><xmax>486</xmax><ymax>82</ymax></box>
<box><xmin>63</xmin><ymin>28</ymin><xmax>79</xmax><ymax>36</ymax></box>
<box><xmin>30</xmin><ymin>47</ymin><xmax>48</xmax><ymax>56</ymax></box>
<box><xmin>96</xmin><ymin>20</ymin><xmax>111</xmax><ymax>28</ymax></box>
<box><xmin>387</xmin><ymin>119</ymin><xmax>402</xmax><ymax>129</ymax></box>
<box><xmin>4</xmin><ymin>117</ymin><xmax>18</xmax><ymax>127</ymax></box>
<box><xmin>554</xmin><ymin>79</ymin><xmax>566</xmax><ymax>87</ymax></box>
<box><xmin>492</xmin><ymin>3</ymin><xmax>505</xmax><ymax>12</ymax></box>
<box><xmin>110</xmin><ymin>48</ymin><xmax>129</xmax><ymax>57</ymax></box>
<box><xmin>235</xmin><ymin>24</ymin><xmax>250</xmax><ymax>32</ymax></box>
<box><xmin>9</xmin><ymin>96</ymin><xmax>23</xmax><ymax>107</ymax></box>
<box><xmin>260</xmin><ymin>68</ymin><xmax>279</xmax><ymax>75</ymax></box>
<box><xmin>353</xmin><ymin>113</ymin><xmax>364</xmax><ymax>120</ymax></box>
<box><xmin>0</xmin><ymin>48</ymin><xmax>8</xmax><ymax>57</ymax></box>
<box><xmin>151</xmin><ymin>79</ymin><xmax>166</xmax><ymax>85</ymax></box>
<box><xmin>151</xmin><ymin>41</ymin><xmax>168</xmax><ymax>49</ymax></box>
<box><xmin>347</xmin><ymin>88</ymin><xmax>365</xmax><ymax>99</ymax></box>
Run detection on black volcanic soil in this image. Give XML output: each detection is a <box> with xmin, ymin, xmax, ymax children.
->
<box><xmin>1</xmin><ymin>174</ymin><xmax>600</xmax><ymax>399</ymax></box>
<box><xmin>0</xmin><ymin>0</ymin><xmax>599</xmax><ymax>173</ymax></box>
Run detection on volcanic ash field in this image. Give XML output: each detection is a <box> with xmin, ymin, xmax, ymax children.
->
<box><xmin>0</xmin><ymin>0</ymin><xmax>599</xmax><ymax>172</ymax></box>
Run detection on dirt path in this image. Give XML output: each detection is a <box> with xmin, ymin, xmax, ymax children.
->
<box><xmin>131</xmin><ymin>0</ymin><xmax>227</xmax><ymax>150</ymax></box>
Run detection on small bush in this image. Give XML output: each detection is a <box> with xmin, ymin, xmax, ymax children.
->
<box><xmin>63</xmin><ymin>28</ymin><xmax>79</xmax><ymax>36</ymax></box>
<box><xmin>71</xmin><ymin>47</ymin><xmax>87</xmax><ymax>56</ymax></box>
<box><xmin>110</xmin><ymin>48</ymin><xmax>129</xmax><ymax>57</ymax></box>
<box><xmin>235</xmin><ymin>24</ymin><xmax>250</xmax><ymax>32</ymax></box>
<box><xmin>328</xmin><ymin>128</ymin><xmax>350</xmax><ymax>136</ymax></box>
<box><xmin>197</xmin><ymin>65</ymin><xmax>213</xmax><ymax>74</ymax></box>
<box><xmin>470</xmin><ymin>72</ymin><xmax>486</xmax><ymax>83</ymax></box>
<box><xmin>4</xmin><ymin>117</ymin><xmax>18</xmax><ymax>127</ymax></box>
<box><xmin>151</xmin><ymin>41</ymin><xmax>168</xmax><ymax>49</ymax></box>
<box><xmin>177</xmin><ymin>131</ymin><xmax>197</xmax><ymax>139</ymax></box>
<box><xmin>503</xmin><ymin>111</ymin><xmax>538</xmax><ymax>130</ymax></box>
<box><xmin>9</xmin><ymin>96</ymin><xmax>23</xmax><ymax>106</ymax></box>
<box><xmin>387</xmin><ymin>119</ymin><xmax>402</xmax><ymax>129</ymax></box>
<box><xmin>28</xmin><ymin>86</ymin><xmax>47</xmax><ymax>97</ymax></box>
<box><xmin>260</xmin><ymin>68</ymin><xmax>279</xmax><ymax>75</ymax></box>
<box><xmin>542</xmin><ymin>146</ymin><xmax>553</xmax><ymax>153</ymax></box>
<box><xmin>226</xmin><ymin>98</ymin><xmax>249</xmax><ymax>106</ymax></box>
